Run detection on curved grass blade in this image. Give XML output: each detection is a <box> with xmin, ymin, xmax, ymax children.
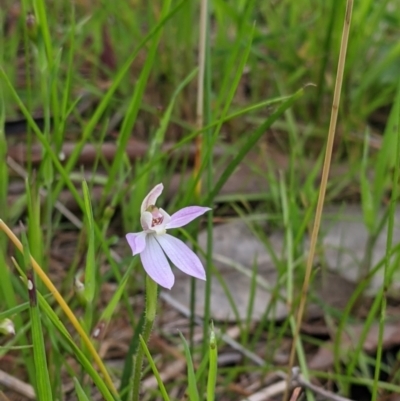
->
<box><xmin>206</xmin><ymin>87</ymin><xmax>305</xmax><ymax>203</ymax></box>
<box><xmin>21</xmin><ymin>232</ymin><xmax>53</xmax><ymax>401</ymax></box>
<box><xmin>74</xmin><ymin>378</ymin><xmax>91</xmax><ymax>401</ymax></box>
<box><xmin>139</xmin><ymin>335</ymin><xmax>171</xmax><ymax>401</ymax></box>
<box><xmin>207</xmin><ymin>323</ymin><xmax>217</xmax><ymax>401</ymax></box>
<box><xmin>179</xmin><ymin>332</ymin><xmax>199</xmax><ymax>401</ymax></box>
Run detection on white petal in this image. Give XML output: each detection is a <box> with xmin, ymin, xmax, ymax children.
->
<box><xmin>159</xmin><ymin>208</ymin><xmax>171</xmax><ymax>226</ymax></box>
<box><xmin>156</xmin><ymin>234</ymin><xmax>206</xmax><ymax>281</ymax></box>
<box><xmin>141</xmin><ymin>211</ymin><xmax>153</xmax><ymax>231</ymax></box>
<box><xmin>140</xmin><ymin>235</ymin><xmax>175</xmax><ymax>289</ymax></box>
<box><xmin>141</xmin><ymin>184</ymin><xmax>164</xmax><ymax>213</ymax></box>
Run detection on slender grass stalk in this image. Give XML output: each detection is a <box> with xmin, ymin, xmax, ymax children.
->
<box><xmin>131</xmin><ymin>276</ymin><xmax>158</xmax><ymax>401</ymax></box>
<box><xmin>0</xmin><ymin>220</ymin><xmax>116</xmax><ymax>394</ymax></box>
<box><xmin>205</xmin><ymin>88</ymin><xmax>304</xmax><ymax>204</ymax></box>
<box><xmin>192</xmin><ymin>0</ymin><xmax>208</xmax><ymax>362</ymax></box>
<box><xmin>9</xmin><ymin>257</ymin><xmax>116</xmax><ymax>401</ymax></box>
<box><xmin>315</xmin><ymin>0</ymin><xmax>338</xmax><ymax>117</ymax></box>
<box><xmin>195</xmin><ymin>0</ymin><xmax>207</xmax><ymax>195</ymax></box>
<box><xmin>139</xmin><ymin>336</ymin><xmax>171</xmax><ymax>401</ymax></box>
<box><xmin>180</xmin><ymin>332</ymin><xmax>200</xmax><ymax>401</ymax></box>
<box><xmin>120</xmin><ymin>312</ymin><xmax>145</xmax><ymax>400</ymax></box>
<box><xmin>27</xmin><ymin>272</ymin><xmax>53</xmax><ymax>401</ymax></box>
<box><xmin>101</xmin><ymin>0</ymin><xmax>171</xmax><ymax>207</ymax></box>
<box><xmin>82</xmin><ymin>180</ymin><xmax>97</xmax><ymax>337</ymax></box>
<box><xmin>207</xmin><ymin>323</ymin><xmax>218</xmax><ymax>401</ymax></box>
<box><xmin>74</xmin><ymin>378</ymin><xmax>91</xmax><ymax>401</ymax></box>
<box><xmin>372</xmin><ymin>83</ymin><xmax>400</xmax><ymax>401</ymax></box>
<box><xmin>20</xmin><ymin>230</ymin><xmax>53</xmax><ymax>401</ymax></box>
<box><xmin>0</xmin><ymin>92</ymin><xmax>36</xmax><ymax>384</ymax></box>
<box><xmin>284</xmin><ymin>1</ymin><xmax>354</xmax><ymax>399</ymax></box>
<box><xmin>202</xmin><ymin>1</ymin><xmax>214</xmax><ymax>395</ymax></box>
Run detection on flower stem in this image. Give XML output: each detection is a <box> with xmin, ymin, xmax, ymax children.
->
<box><xmin>131</xmin><ymin>275</ymin><xmax>158</xmax><ymax>401</ymax></box>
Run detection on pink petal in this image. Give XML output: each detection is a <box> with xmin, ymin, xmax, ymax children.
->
<box><xmin>140</xmin><ymin>235</ymin><xmax>175</xmax><ymax>289</ymax></box>
<box><xmin>166</xmin><ymin>206</ymin><xmax>211</xmax><ymax>229</ymax></box>
<box><xmin>126</xmin><ymin>232</ymin><xmax>147</xmax><ymax>255</ymax></box>
<box><xmin>155</xmin><ymin>234</ymin><xmax>206</xmax><ymax>281</ymax></box>
<box><xmin>141</xmin><ymin>184</ymin><xmax>164</xmax><ymax>213</ymax></box>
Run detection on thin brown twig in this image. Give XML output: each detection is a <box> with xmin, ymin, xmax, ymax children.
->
<box><xmin>284</xmin><ymin>1</ymin><xmax>354</xmax><ymax>400</ymax></box>
<box><xmin>289</xmin><ymin>387</ymin><xmax>302</xmax><ymax>401</ymax></box>
<box><xmin>292</xmin><ymin>367</ymin><xmax>355</xmax><ymax>401</ymax></box>
<box><xmin>0</xmin><ymin>370</ymin><xmax>35</xmax><ymax>400</ymax></box>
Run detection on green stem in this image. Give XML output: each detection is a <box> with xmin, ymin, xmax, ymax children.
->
<box><xmin>131</xmin><ymin>275</ymin><xmax>158</xmax><ymax>401</ymax></box>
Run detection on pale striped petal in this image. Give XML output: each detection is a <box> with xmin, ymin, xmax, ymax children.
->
<box><xmin>167</xmin><ymin>206</ymin><xmax>211</xmax><ymax>229</ymax></box>
<box><xmin>126</xmin><ymin>232</ymin><xmax>147</xmax><ymax>256</ymax></box>
<box><xmin>140</xmin><ymin>235</ymin><xmax>174</xmax><ymax>289</ymax></box>
<box><xmin>156</xmin><ymin>234</ymin><xmax>206</xmax><ymax>280</ymax></box>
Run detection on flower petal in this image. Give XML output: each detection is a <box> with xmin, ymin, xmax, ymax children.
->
<box><xmin>166</xmin><ymin>206</ymin><xmax>211</xmax><ymax>229</ymax></box>
<box><xmin>141</xmin><ymin>211</ymin><xmax>153</xmax><ymax>231</ymax></box>
<box><xmin>140</xmin><ymin>235</ymin><xmax>175</xmax><ymax>289</ymax></box>
<box><xmin>141</xmin><ymin>183</ymin><xmax>164</xmax><ymax>213</ymax></box>
<box><xmin>155</xmin><ymin>234</ymin><xmax>206</xmax><ymax>281</ymax></box>
<box><xmin>126</xmin><ymin>232</ymin><xmax>147</xmax><ymax>255</ymax></box>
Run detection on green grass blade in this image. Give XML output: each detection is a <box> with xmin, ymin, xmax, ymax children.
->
<box><xmin>102</xmin><ymin>0</ymin><xmax>172</xmax><ymax>200</ymax></box>
<box><xmin>0</xmin><ymin>303</ymin><xmax>30</xmax><ymax>320</ymax></box>
<box><xmin>206</xmin><ymin>87</ymin><xmax>305</xmax><ymax>203</ymax></box>
<box><xmin>207</xmin><ymin>323</ymin><xmax>218</xmax><ymax>401</ymax></box>
<box><xmin>0</xmin><ymin>69</ymin><xmax>83</xmax><ymax>207</ymax></box>
<box><xmin>372</xmin><ymin>78</ymin><xmax>400</xmax><ymax>218</ymax></box>
<box><xmin>372</xmin><ymin>78</ymin><xmax>400</xmax><ymax>401</ymax></box>
<box><xmin>139</xmin><ymin>335</ymin><xmax>171</xmax><ymax>401</ymax></box>
<box><xmin>94</xmin><ymin>259</ymin><xmax>136</xmax><ymax>338</ymax></box>
<box><xmin>360</xmin><ymin>129</ymin><xmax>375</xmax><ymax>232</ymax></box>
<box><xmin>27</xmin><ymin>273</ymin><xmax>53</xmax><ymax>401</ymax></box>
<box><xmin>82</xmin><ymin>180</ymin><xmax>96</xmax><ymax>304</ymax></box>
<box><xmin>179</xmin><ymin>332</ymin><xmax>200</xmax><ymax>401</ymax></box>
<box><xmin>36</xmin><ymin>290</ymin><xmax>117</xmax><ymax>401</ymax></box>
<box><xmin>0</xmin><ymin>90</ymin><xmax>7</xmax><ymax>220</ymax></box>
<box><xmin>21</xmin><ymin>232</ymin><xmax>53</xmax><ymax>401</ymax></box>
<box><xmin>148</xmin><ymin>68</ymin><xmax>198</xmax><ymax>159</ymax></box>
<box><xmin>120</xmin><ymin>312</ymin><xmax>145</xmax><ymax>401</ymax></box>
<box><xmin>74</xmin><ymin>378</ymin><xmax>91</xmax><ymax>401</ymax></box>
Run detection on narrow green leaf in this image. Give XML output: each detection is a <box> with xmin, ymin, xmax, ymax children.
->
<box><xmin>207</xmin><ymin>323</ymin><xmax>218</xmax><ymax>401</ymax></box>
<box><xmin>82</xmin><ymin>180</ymin><xmax>96</xmax><ymax>303</ymax></box>
<box><xmin>206</xmin><ymin>87</ymin><xmax>305</xmax><ymax>203</ymax></box>
<box><xmin>73</xmin><ymin>378</ymin><xmax>91</xmax><ymax>401</ymax></box>
<box><xmin>97</xmin><ymin>260</ymin><xmax>135</xmax><ymax>327</ymax></box>
<box><xmin>0</xmin><ymin>90</ymin><xmax>7</xmax><ymax>219</ymax></box>
<box><xmin>120</xmin><ymin>312</ymin><xmax>145</xmax><ymax>401</ymax></box>
<box><xmin>102</xmin><ymin>0</ymin><xmax>172</xmax><ymax>201</ymax></box>
<box><xmin>0</xmin><ymin>303</ymin><xmax>30</xmax><ymax>320</ymax></box>
<box><xmin>179</xmin><ymin>332</ymin><xmax>200</xmax><ymax>401</ymax></box>
<box><xmin>148</xmin><ymin>68</ymin><xmax>198</xmax><ymax>159</ymax></box>
<box><xmin>25</xmin><ymin>177</ymin><xmax>43</xmax><ymax>271</ymax></box>
<box><xmin>139</xmin><ymin>335</ymin><xmax>171</xmax><ymax>401</ymax></box>
<box><xmin>372</xmin><ymin>78</ymin><xmax>400</xmax><ymax>212</ymax></box>
<box><xmin>36</xmin><ymin>292</ymin><xmax>116</xmax><ymax>401</ymax></box>
<box><xmin>21</xmin><ymin>232</ymin><xmax>53</xmax><ymax>401</ymax></box>
<box><xmin>360</xmin><ymin>130</ymin><xmax>375</xmax><ymax>232</ymax></box>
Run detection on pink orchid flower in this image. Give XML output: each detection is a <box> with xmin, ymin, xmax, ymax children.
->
<box><xmin>126</xmin><ymin>183</ymin><xmax>211</xmax><ymax>289</ymax></box>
